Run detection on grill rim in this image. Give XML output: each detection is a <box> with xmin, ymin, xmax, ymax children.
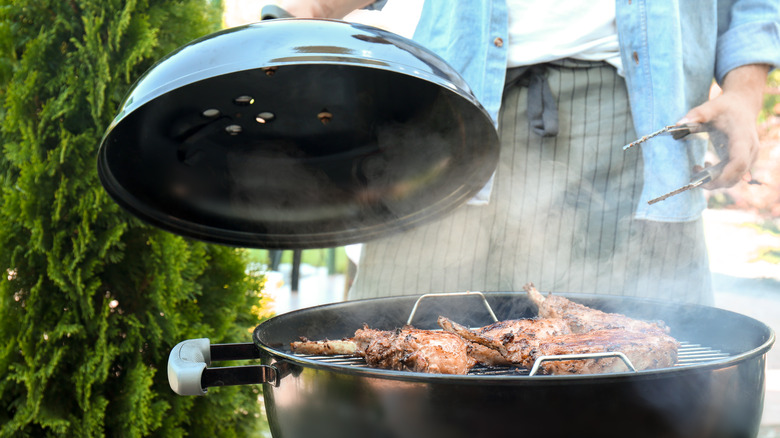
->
<box><xmin>256</xmin><ymin>336</ymin><xmax>775</xmax><ymax>385</ymax></box>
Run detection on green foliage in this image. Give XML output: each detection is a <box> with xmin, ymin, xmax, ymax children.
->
<box><xmin>760</xmin><ymin>69</ymin><xmax>780</xmax><ymax>123</ymax></box>
<box><xmin>743</xmin><ymin>218</ymin><xmax>780</xmax><ymax>264</ymax></box>
<box><xmin>0</xmin><ymin>0</ymin><xmax>269</xmax><ymax>436</ymax></box>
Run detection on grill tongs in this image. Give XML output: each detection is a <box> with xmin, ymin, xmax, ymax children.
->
<box><xmin>623</xmin><ymin>123</ymin><xmax>728</xmax><ymax>205</ymax></box>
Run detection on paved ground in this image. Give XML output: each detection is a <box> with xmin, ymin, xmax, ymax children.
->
<box><xmin>265</xmin><ymin>208</ymin><xmax>780</xmax><ymax>434</ymax></box>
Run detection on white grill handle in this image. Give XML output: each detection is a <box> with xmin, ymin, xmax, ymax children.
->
<box><xmin>168</xmin><ymin>338</ymin><xmax>278</xmax><ymax>396</ymax></box>
<box><xmin>168</xmin><ymin>338</ymin><xmax>211</xmax><ymax>396</ymax></box>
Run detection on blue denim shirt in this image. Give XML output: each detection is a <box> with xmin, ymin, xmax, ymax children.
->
<box><xmin>412</xmin><ymin>0</ymin><xmax>780</xmax><ymax>221</ymax></box>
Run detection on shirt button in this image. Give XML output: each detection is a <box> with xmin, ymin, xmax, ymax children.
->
<box><xmin>632</xmin><ymin>51</ymin><xmax>640</xmax><ymax>64</ymax></box>
<box><xmin>493</xmin><ymin>37</ymin><xmax>504</xmax><ymax>48</ymax></box>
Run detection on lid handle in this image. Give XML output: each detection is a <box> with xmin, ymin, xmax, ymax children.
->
<box><xmin>260</xmin><ymin>5</ymin><xmax>294</xmax><ymax>20</ymax></box>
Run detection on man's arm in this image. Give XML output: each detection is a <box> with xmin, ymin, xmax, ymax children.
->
<box><xmin>678</xmin><ymin>63</ymin><xmax>770</xmax><ymax>189</ymax></box>
<box><xmin>279</xmin><ymin>0</ymin><xmax>375</xmax><ymax>18</ymax></box>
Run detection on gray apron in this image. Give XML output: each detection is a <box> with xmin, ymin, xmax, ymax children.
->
<box><xmin>349</xmin><ymin>60</ymin><xmax>713</xmax><ymax>305</ymax></box>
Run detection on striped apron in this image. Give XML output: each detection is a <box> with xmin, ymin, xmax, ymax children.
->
<box><xmin>348</xmin><ymin>60</ymin><xmax>713</xmax><ymax>305</ymax></box>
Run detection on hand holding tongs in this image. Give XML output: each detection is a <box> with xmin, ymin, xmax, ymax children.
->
<box><xmin>623</xmin><ymin>123</ymin><xmax>729</xmax><ymax>205</ymax></box>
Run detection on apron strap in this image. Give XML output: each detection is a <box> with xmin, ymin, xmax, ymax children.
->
<box><xmin>504</xmin><ymin>64</ymin><xmax>559</xmax><ymax>137</ymax></box>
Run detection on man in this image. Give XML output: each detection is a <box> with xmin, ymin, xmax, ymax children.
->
<box><xmin>281</xmin><ymin>0</ymin><xmax>780</xmax><ymax>304</ymax></box>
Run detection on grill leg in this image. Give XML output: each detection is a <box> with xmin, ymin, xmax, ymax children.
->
<box><xmin>291</xmin><ymin>249</ymin><xmax>302</xmax><ymax>292</ymax></box>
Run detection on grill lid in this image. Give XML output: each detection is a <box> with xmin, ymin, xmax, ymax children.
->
<box><xmin>97</xmin><ymin>18</ymin><xmax>499</xmax><ymax>249</ymax></box>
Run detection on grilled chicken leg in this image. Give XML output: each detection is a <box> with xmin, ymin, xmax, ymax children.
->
<box><xmin>292</xmin><ymin>325</ymin><xmax>476</xmax><ymax>374</ymax></box>
<box><xmin>523</xmin><ymin>283</ymin><xmax>671</xmax><ymax>334</ymax></box>
<box><xmin>292</xmin><ymin>285</ymin><xmax>679</xmax><ymax>375</ymax></box>
<box><xmin>438</xmin><ymin>316</ymin><xmax>570</xmax><ymax>366</ymax></box>
<box><xmin>439</xmin><ymin>315</ymin><xmax>678</xmax><ymax>374</ymax></box>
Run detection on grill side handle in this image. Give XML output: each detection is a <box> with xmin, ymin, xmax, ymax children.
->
<box><xmin>407</xmin><ymin>291</ymin><xmax>499</xmax><ymax>326</ymax></box>
<box><xmin>527</xmin><ymin>352</ymin><xmax>637</xmax><ymax>376</ymax></box>
<box><xmin>168</xmin><ymin>338</ymin><xmax>279</xmax><ymax>396</ymax></box>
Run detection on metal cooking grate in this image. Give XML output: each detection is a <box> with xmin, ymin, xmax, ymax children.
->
<box><xmin>675</xmin><ymin>341</ymin><xmax>732</xmax><ymax>365</ymax></box>
<box><xmin>291</xmin><ymin>341</ymin><xmax>733</xmax><ymax>376</ymax></box>
<box><xmin>290</xmin><ymin>293</ymin><xmax>736</xmax><ymax>376</ymax></box>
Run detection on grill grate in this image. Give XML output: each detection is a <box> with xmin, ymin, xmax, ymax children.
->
<box><xmin>675</xmin><ymin>341</ymin><xmax>731</xmax><ymax>365</ymax></box>
<box><xmin>291</xmin><ymin>341</ymin><xmax>733</xmax><ymax>376</ymax></box>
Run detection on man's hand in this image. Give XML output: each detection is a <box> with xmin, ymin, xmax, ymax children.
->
<box><xmin>677</xmin><ymin>64</ymin><xmax>770</xmax><ymax>189</ymax></box>
<box><xmin>279</xmin><ymin>0</ymin><xmax>375</xmax><ymax>18</ymax></box>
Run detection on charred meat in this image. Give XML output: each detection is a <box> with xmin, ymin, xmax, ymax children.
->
<box><xmin>355</xmin><ymin>326</ymin><xmax>476</xmax><ymax>374</ymax></box>
<box><xmin>529</xmin><ymin>329</ymin><xmax>679</xmax><ymax>374</ymax></box>
<box><xmin>292</xmin><ymin>325</ymin><xmax>475</xmax><ymax>374</ymax></box>
<box><xmin>439</xmin><ymin>315</ymin><xmax>678</xmax><ymax>374</ymax></box>
<box><xmin>289</xmin><ymin>338</ymin><xmax>357</xmax><ymax>355</ymax></box>
<box><xmin>524</xmin><ymin>283</ymin><xmax>671</xmax><ymax>334</ymax></box>
<box><xmin>292</xmin><ymin>284</ymin><xmax>680</xmax><ymax>375</ymax></box>
<box><xmin>438</xmin><ymin>316</ymin><xmax>570</xmax><ymax>366</ymax></box>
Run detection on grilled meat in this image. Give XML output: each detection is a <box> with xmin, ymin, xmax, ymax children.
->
<box><xmin>291</xmin><ymin>325</ymin><xmax>476</xmax><ymax>374</ymax></box>
<box><xmin>356</xmin><ymin>326</ymin><xmax>476</xmax><ymax>374</ymax></box>
<box><xmin>439</xmin><ymin>315</ymin><xmax>678</xmax><ymax>374</ymax></box>
<box><xmin>459</xmin><ymin>317</ymin><xmax>572</xmax><ymax>339</ymax></box>
<box><xmin>290</xmin><ymin>338</ymin><xmax>357</xmax><ymax>355</ymax></box>
<box><xmin>529</xmin><ymin>329</ymin><xmax>679</xmax><ymax>374</ymax></box>
<box><xmin>438</xmin><ymin>316</ymin><xmax>540</xmax><ymax>368</ymax></box>
<box><xmin>438</xmin><ymin>316</ymin><xmax>570</xmax><ymax>366</ymax></box>
<box><xmin>464</xmin><ymin>343</ymin><xmax>506</xmax><ymax>367</ymax></box>
<box><xmin>292</xmin><ymin>285</ymin><xmax>679</xmax><ymax>375</ymax></box>
<box><xmin>524</xmin><ymin>283</ymin><xmax>671</xmax><ymax>334</ymax></box>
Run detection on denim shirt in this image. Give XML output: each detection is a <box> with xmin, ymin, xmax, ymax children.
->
<box><xmin>412</xmin><ymin>0</ymin><xmax>780</xmax><ymax>221</ymax></box>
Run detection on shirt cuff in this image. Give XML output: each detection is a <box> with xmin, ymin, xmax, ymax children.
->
<box><xmin>715</xmin><ymin>21</ymin><xmax>780</xmax><ymax>84</ymax></box>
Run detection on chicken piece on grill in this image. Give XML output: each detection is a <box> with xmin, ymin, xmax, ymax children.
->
<box><xmin>439</xmin><ymin>316</ymin><xmax>679</xmax><ymax>374</ymax></box>
<box><xmin>355</xmin><ymin>326</ymin><xmax>476</xmax><ymax>374</ymax></box>
<box><xmin>289</xmin><ymin>338</ymin><xmax>357</xmax><ymax>355</ymax></box>
<box><xmin>529</xmin><ymin>329</ymin><xmax>679</xmax><ymax>374</ymax></box>
<box><xmin>438</xmin><ymin>316</ymin><xmax>570</xmax><ymax>366</ymax></box>
<box><xmin>439</xmin><ymin>316</ymin><xmax>542</xmax><ymax>368</ymax></box>
<box><xmin>291</xmin><ymin>325</ymin><xmax>476</xmax><ymax>374</ymax></box>
<box><xmin>291</xmin><ymin>285</ymin><xmax>679</xmax><ymax>375</ymax></box>
<box><xmin>523</xmin><ymin>283</ymin><xmax>671</xmax><ymax>334</ymax></box>
<box><xmin>290</xmin><ymin>327</ymin><xmax>391</xmax><ymax>356</ymax></box>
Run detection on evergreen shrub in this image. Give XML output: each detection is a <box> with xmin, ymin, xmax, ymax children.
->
<box><xmin>0</xmin><ymin>1</ymin><xmax>269</xmax><ymax>436</ymax></box>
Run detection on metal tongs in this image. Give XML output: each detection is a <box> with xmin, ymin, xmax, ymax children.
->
<box><xmin>623</xmin><ymin>123</ymin><xmax>729</xmax><ymax>205</ymax></box>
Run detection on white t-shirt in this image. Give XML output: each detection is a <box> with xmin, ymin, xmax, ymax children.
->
<box><xmin>506</xmin><ymin>0</ymin><xmax>623</xmax><ymax>71</ymax></box>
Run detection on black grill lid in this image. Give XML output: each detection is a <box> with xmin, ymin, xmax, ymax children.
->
<box><xmin>97</xmin><ymin>18</ymin><xmax>499</xmax><ymax>249</ymax></box>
